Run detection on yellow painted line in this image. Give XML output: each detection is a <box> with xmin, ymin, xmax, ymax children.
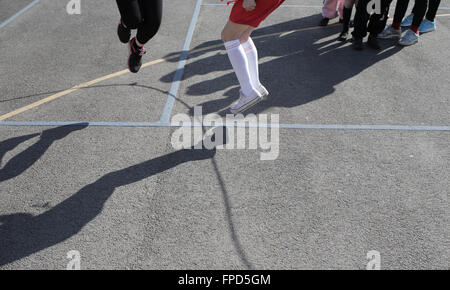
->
<box><xmin>436</xmin><ymin>14</ymin><xmax>450</xmax><ymax>17</ymax></box>
<box><xmin>0</xmin><ymin>58</ymin><xmax>166</xmax><ymax>121</ymax></box>
<box><xmin>0</xmin><ymin>24</ymin><xmax>333</xmax><ymax>121</ymax></box>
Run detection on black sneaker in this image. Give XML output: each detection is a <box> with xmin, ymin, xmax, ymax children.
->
<box><xmin>338</xmin><ymin>31</ymin><xmax>349</xmax><ymax>41</ymax></box>
<box><xmin>128</xmin><ymin>38</ymin><xmax>146</xmax><ymax>73</ymax></box>
<box><xmin>117</xmin><ymin>19</ymin><xmax>131</xmax><ymax>44</ymax></box>
<box><xmin>352</xmin><ymin>37</ymin><xmax>363</xmax><ymax>50</ymax></box>
<box><xmin>367</xmin><ymin>35</ymin><xmax>381</xmax><ymax>50</ymax></box>
<box><xmin>319</xmin><ymin>18</ymin><xmax>330</xmax><ymax>26</ymax></box>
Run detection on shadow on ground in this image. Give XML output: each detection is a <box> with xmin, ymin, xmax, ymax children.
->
<box><xmin>0</xmin><ymin>125</ymin><xmax>88</xmax><ymax>182</ymax></box>
<box><xmin>0</xmin><ymin>127</ymin><xmax>223</xmax><ymax>267</ymax></box>
<box><xmin>161</xmin><ymin>14</ymin><xmax>403</xmax><ymax>116</ymax></box>
<box><xmin>0</xmin><ymin>15</ymin><xmax>406</xmax><ymax>269</ymax></box>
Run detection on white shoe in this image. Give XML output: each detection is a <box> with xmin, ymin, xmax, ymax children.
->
<box><xmin>230</xmin><ymin>91</ymin><xmax>262</xmax><ymax>114</ymax></box>
<box><xmin>378</xmin><ymin>25</ymin><xmax>402</xmax><ymax>39</ymax></box>
<box><xmin>257</xmin><ymin>84</ymin><xmax>269</xmax><ymax>100</ymax></box>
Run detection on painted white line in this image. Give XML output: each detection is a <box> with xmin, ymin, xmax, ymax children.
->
<box><xmin>0</xmin><ymin>0</ymin><xmax>40</xmax><ymax>29</ymax></box>
<box><xmin>201</xmin><ymin>3</ymin><xmax>450</xmax><ymax>10</ymax></box>
<box><xmin>159</xmin><ymin>0</ymin><xmax>203</xmax><ymax>123</ymax></box>
<box><xmin>201</xmin><ymin>3</ymin><xmax>323</xmax><ymax>8</ymax></box>
<box><xmin>1</xmin><ymin>121</ymin><xmax>449</xmax><ymax>131</ymax></box>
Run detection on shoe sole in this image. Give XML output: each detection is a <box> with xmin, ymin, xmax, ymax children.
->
<box><xmin>399</xmin><ymin>39</ymin><xmax>418</xmax><ymax>46</ymax></box>
<box><xmin>259</xmin><ymin>87</ymin><xmax>269</xmax><ymax>100</ymax></box>
<box><xmin>419</xmin><ymin>28</ymin><xmax>436</xmax><ymax>34</ymax></box>
<box><xmin>230</xmin><ymin>96</ymin><xmax>262</xmax><ymax>114</ymax></box>
<box><xmin>378</xmin><ymin>34</ymin><xmax>401</xmax><ymax>40</ymax></box>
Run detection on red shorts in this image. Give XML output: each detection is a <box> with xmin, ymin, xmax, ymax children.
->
<box><xmin>229</xmin><ymin>0</ymin><xmax>285</xmax><ymax>28</ymax></box>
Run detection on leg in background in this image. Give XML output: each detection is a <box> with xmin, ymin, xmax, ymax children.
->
<box><xmin>322</xmin><ymin>0</ymin><xmax>339</xmax><ymax>19</ymax></box>
<box><xmin>339</xmin><ymin>0</ymin><xmax>356</xmax><ymax>40</ymax></box>
<box><xmin>419</xmin><ymin>0</ymin><xmax>440</xmax><ymax>33</ymax></box>
<box><xmin>136</xmin><ymin>0</ymin><xmax>163</xmax><ymax>45</ymax></box>
<box><xmin>426</xmin><ymin>0</ymin><xmax>441</xmax><ymax>22</ymax></box>
<box><xmin>321</xmin><ymin>0</ymin><xmax>338</xmax><ymax>26</ymax></box>
<box><xmin>126</xmin><ymin>0</ymin><xmax>163</xmax><ymax>73</ymax></box>
<box><xmin>411</xmin><ymin>0</ymin><xmax>428</xmax><ymax>33</ymax></box>
<box><xmin>399</xmin><ymin>0</ymin><xmax>427</xmax><ymax>45</ymax></box>
<box><xmin>337</xmin><ymin>0</ymin><xmax>345</xmax><ymax>20</ymax></box>
<box><xmin>366</xmin><ymin>0</ymin><xmax>392</xmax><ymax>49</ymax></box>
<box><xmin>116</xmin><ymin>0</ymin><xmax>142</xmax><ymax>29</ymax></box>
<box><xmin>393</xmin><ymin>0</ymin><xmax>410</xmax><ymax>29</ymax></box>
<box><xmin>352</xmin><ymin>0</ymin><xmax>371</xmax><ymax>49</ymax></box>
<box><xmin>115</xmin><ymin>0</ymin><xmax>142</xmax><ymax>43</ymax></box>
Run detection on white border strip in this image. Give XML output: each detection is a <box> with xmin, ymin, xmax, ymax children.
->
<box><xmin>201</xmin><ymin>3</ymin><xmax>450</xmax><ymax>9</ymax></box>
<box><xmin>159</xmin><ymin>0</ymin><xmax>203</xmax><ymax>123</ymax></box>
<box><xmin>1</xmin><ymin>121</ymin><xmax>449</xmax><ymax>131</ymax></box>
<box><xmin>0</xmin><ymin>0</ymin><xmax>40</xmax><ymax>29</ymax></box>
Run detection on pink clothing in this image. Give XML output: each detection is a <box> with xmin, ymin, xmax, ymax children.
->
<box><xmin>322</xmin><ymin>0</ymin><xmax>344</xmax><ymax>19</ymax></box>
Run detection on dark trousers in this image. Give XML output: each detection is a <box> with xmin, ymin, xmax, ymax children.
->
<box><xmin>412</xmin><ymin>0</ymin><xmax>441</xmax><ymax>22</ymax></box>
<box><xmin>116</xmin><ymin>0</ymin><xmax>163</xmax><ymax>44</ymax></box>
<box><xmin>393</xmin><ymin>0</ymin><xmax>428</xmax><ymax>26</ymax></box>
<box><xmin>352</xmin><ymin>0</ymin><xmax>392</xmax><ymax>39</ymax></box>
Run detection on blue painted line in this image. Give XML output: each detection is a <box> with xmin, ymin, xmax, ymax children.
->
<box><xmin>159</xmin><ymin>0</ymin><xmax>203</xmax><ymax>123</ymax></box>
<box><xmin>0</xmin><ymin>0</ymin><xmax>40</xmax><ymax>29</ymax></box>
<box><xmin>1</xmin><ymin>121</ymin><xmax>449</xmax><ymax>131</ymax></box>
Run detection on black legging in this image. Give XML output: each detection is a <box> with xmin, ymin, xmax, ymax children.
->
<box><xmin>352</xmin><ymin>0</ymin><xmax>392</xmax><ymax>39</ymax></box>
<box><xmin>116</xmin><ymin>0</ymin><xmax>162</xmax><ymax>44</ymax></box>
<box><xmin>412</xmin><ymin>0</ymin><xmax>442</xmax><ymax>22</ymax></box>
<box><xmin>393</xmin><ymin>0</ymin><xmax>428</xmax><ymax>27</ymax></box>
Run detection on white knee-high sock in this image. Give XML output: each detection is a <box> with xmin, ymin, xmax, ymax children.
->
<box><xmin>224</xmin><ymin>40</ymin><xmax>257</xmax><ymax>97</ymax></box>
<box><xmin>242</xmin><ymin>37</ymin><xmax>262</xmax><ymax>89</ymax></box>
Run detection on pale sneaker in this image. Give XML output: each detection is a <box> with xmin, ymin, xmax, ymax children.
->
<box><xmin>378</xmin><ymin>25</ymin><xmax>402</xmax><ymax>39</ymax></box>
<box><xmin>257</xmin><ymin>84</ymin><xmax>269</xmax><ymax>100</ymax></box>
<box><xmin>399</xmin><ymin>29</ymin><xmax>419</xmax><ymax>46</ymax></box>
<box><xmin>230</xmin><ymin>91</ymin><xmax>262</xmax><ymax>114</ymax></box>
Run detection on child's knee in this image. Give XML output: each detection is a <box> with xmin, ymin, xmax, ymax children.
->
<box><xmin>221</xmin><ymin>28</ymin><xmax>228</xmax><ymax>42</ymax></box>
<box><xmin>221</xmin><ymin>27</ymin><xmax>236</xmax><ymax>43</ymax></box>
<box><xmin>239</xmin><ymin>34</ymin><xmax>249</xmax><ymax>43</ymax></box>
<box><xmin>239</xmin><ymin>28</ymin><xmax>253</xmax><ymax>43</ymax></box>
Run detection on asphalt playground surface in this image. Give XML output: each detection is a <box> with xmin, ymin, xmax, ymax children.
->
<box><xmin>0</xmin><ymin>0</ymin><xmax>449</xmax><ymax>269</ymax></box>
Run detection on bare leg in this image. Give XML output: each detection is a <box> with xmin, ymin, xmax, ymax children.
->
<box><xmin>221</xmin><ymin>21</ymin><xmax>254</xmax><ymax>43</ymax></box>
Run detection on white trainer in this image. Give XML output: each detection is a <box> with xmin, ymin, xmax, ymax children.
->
<box><xmin>257</xmin><ymin>84</ymin><xmax>269</xmax><ymax>100</ymax></box>
<box><xmin>378</xmin><ymin>25</ymin><xmax>402</xmax><ymax>39</ymax></box>
<box><xmin>230</xmin><ymin>91</ymin><xmax>262</xmax><ymax>114</ymax></box>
